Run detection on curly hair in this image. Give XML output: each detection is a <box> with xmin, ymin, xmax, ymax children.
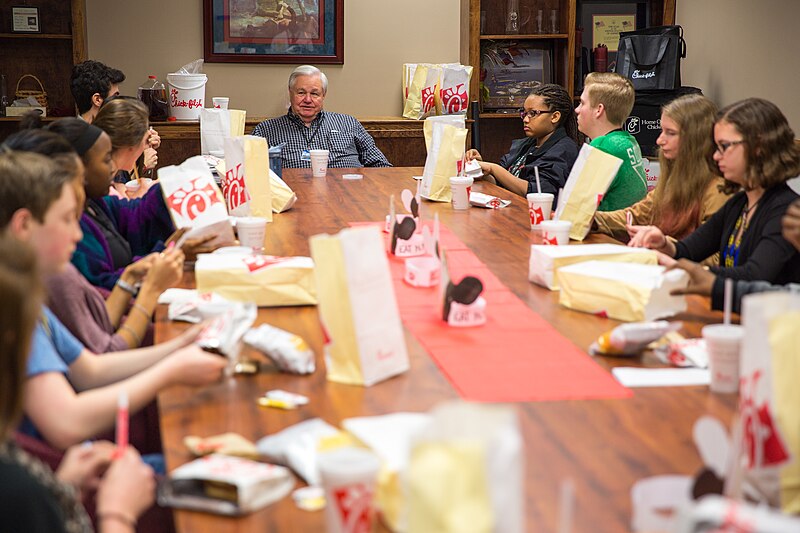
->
<box><xmin>528</xmin><ymin>83</ymin><xmax>581</xmax><ymax>145</ymax></box>
<box><xmin>70</xmin><ymin>60</ymin><xmax>126</xmax><ymax>115</ymax></box>
<box><xmin>716</xmin><ymin>98</ymin><xmax>800</xmax><ymax>191</ymax></box>
<box><xmin>0</xmin><ymin>236</ymin><xmax>42</xmax><ymax>441</ymax></box>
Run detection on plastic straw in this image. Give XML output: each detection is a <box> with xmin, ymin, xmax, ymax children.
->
<box><xmin>534</xmin><ymin>166</ymin><xmax>542</xmax><ymax>194</ymax></box>
<box><xmin>558</xmin><ymin>478</ymin><xmax>575</xmax><ymax>533</ymax></box>
<box><xmin>723</xmin><ymin>278</ymin><xmax>733</xmax><ymax>325</ymax></box>
<box><xmin>460</xmin><ymin>153</ymin><xmax>466</xmax><ymax>177</ymax></box>
<box><xmin>114</xmin><ymin>391</ymin><xmax>129</xmax><ymax>459</ymax></box>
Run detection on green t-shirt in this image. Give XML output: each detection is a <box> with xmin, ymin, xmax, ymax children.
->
<box><xmin>590</xmin><ymin>130</ymin><xmax>648</xmax><ymax>212</ymax></box>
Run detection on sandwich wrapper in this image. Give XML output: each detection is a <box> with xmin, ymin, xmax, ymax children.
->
<box><xmin>528</xmin><ymin>243</ymin><xmax>658</xmax><ymax>290</ymax></box>
<box><xmin>469</xmin><ymin>191</ymin><xmax>511</xmax><ymax>209</ymax></box>
<box><xmin>256</xmin><ymin>418</ymin><xmax>339</xmax><ymax>486</ymax></box>
<box><xmin>557</xmin><ymin>261</ymin><xmax>688</xmax><ymax>322</ymax></box>
<box><xmin>158</xmin><ymin>454</ymin><xmax>294</xmax><ymax>516</ymax></box>
<box><xmin>195</xmin><ymin>253</ymin><xmax>316</xmax><ymax>307</ymax></box>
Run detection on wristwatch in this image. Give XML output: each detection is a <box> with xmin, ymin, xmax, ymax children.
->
<box><xmin>116</xmin><ymin>278</ymin><xmax>139</xmax><ymax>296</ymax></box>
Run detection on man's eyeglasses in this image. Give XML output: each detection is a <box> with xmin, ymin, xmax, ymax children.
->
<box><xmin>519</xmin><ymin>109</ymin><xmax>553</xmax><ymax>120</ymax></box>
<box><xmin>293</xmin><ymin>90</ymin><xmax>324</xmax><ymax>100</ymax></box>
<box><xmin>715</xmin><ymin>140</ymin><xmax>745</xmax><ymax>155</ymax></box>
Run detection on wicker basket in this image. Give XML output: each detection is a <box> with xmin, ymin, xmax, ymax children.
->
<box><xmin>15</xmin><ymin>74</ymin><xmax>48</xmax><ymax>109</ymax></box>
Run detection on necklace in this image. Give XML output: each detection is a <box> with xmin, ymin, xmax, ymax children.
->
<box><xmin>723</xmin><ymin>197</ymin><xmax>761</xmax><ymax>267</ymax></box>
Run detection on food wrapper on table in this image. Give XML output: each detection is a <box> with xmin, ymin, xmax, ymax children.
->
<box><xmin>256</xmin><ymin>418</ymin><xmax>339</xmax><ymax>486</ymax></box>
<box><xmin>469</xmin><ymin>191</ymin><xmax>511</xmax><ymax>209</ymax></box>
<box><xmin>167</xmin><ymin>295</ymin><xmax>235</xmax><ymax>323</ymax></box>
<box><xmin>554</xmin><ymin>144</ymin><xmax>623</xmax><ymax>241</ymax></box>
<box><xmin>195</xmin><ymin>253</ymin><xmax>317</xmax><ymax>307</ymax></box>
<box><xmin>420</xmin><ymin>115</ymin><xmax>467</xmax><ymax>203</ymax></box>
<box><xmin>221</xmin><ymin>135</ymin><xmax>272</xmax><ymax>220</ymax></box>
<box><xmin>194</xmin><ymin>302</ymin><xmax>256</xmax><ymax>360</ymax></box>
<box><xmin>158</xmin><ymin>155</ymin><xmax>235</xmax><ymax>248</ymax></box>
<box><xmin>528</xmin><ymin>243</ymin><xmax>657</xmax><ymax>290</ymax></box>
<box><xmin>309</xmin><ymin>226</ymin><xmax>409</xmax><ymax>386</ymax></box>
<box><xmin>157</xmin><ymin>454</ymin><xmax>294</xmax><ymax>515</ymax></box>
<box><xmin>184</xmin><ymin>432</ymin><xmax>259</xmax><ymax>459</ymax></box>
<box><xmin>407</xmin><ymin>401</ymin><xmax>524</xmax><ymax>533</ymax></box>
<box><xmin>737</xmin><ymin>292</ymin><xmax>800</xmax><ymax>511</ymax></box>
<box><xmin>244</xmin><ymin>323</ymin><xmax>315</xmax><ymax>375</ymax></box>
<box><xmin>557</xmin><ymin>261</ymin><xmax>688</xmax><ymax>322</ymax></box>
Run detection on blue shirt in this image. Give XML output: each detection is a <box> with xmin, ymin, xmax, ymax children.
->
<box><xmin>20</xmin><ymin>307</ymin><xmax>84</xmax><ymax>438</ymax></box>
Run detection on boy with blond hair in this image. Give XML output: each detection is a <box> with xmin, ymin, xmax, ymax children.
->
<box><xmin>575</xmin><ymin>72</ymin><xmax>648</xmax><ymax>211</ymax></box>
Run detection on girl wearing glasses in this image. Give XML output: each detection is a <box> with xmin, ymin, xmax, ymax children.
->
<box><xmin>630</xmin><ymin>98</ymin><xmax>800</xmax><ymax>286</ymax></box>
<box><xmin>465</xmin><ymin>83</ymin><xmax>581</xmax><ymax>203</ymax></box>
<box><xmin>594</xmin><ymin>94</ymin><xmax>731</xmax><ymax>246</ymax></box>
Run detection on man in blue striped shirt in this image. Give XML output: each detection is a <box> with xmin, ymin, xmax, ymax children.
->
<box><xmin>252</xmin><ymin>65</ymin><xmax>391</xmax><ymax>169</ymax></box>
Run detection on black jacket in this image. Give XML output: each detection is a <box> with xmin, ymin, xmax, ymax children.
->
<box><xmin>676</xmin><ymin>183</ymin><xmax>800</xmax><ymax>284</ymax></box>
<box><xmin>499</xmin><ymin>127</ymin><xmax>580</xmax><ymax>205</ymax></box>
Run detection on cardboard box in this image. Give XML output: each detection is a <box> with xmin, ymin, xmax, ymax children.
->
<box><xmin>5</xmin><ymin>106</ymin><xmax>46</xmax><ymax>117</ymax></box>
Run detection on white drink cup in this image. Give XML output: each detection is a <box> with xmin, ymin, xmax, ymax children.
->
<box><xmin>702</xmin><ymin>324</ymin><xmax>743</xmax><ymax>393</ymax></box>
<box><xmin>318</xmin><ymin>447</ymin><xmax>381</xmax><ymax>533</ymax></box>
<box><xmin>235</xmin><ymin>216</ymin><xmax>267</xmax><ymax>251</ymax></box>
<box><xmin>539</xmin><ymin>219</ymin><xmax>571</xmax><ymax>245</ymax></box>
<box><xmin>450</xmin><ymin>176</ymin><xmax>473</xmax><ymax>210</ymax></box>
<box><xmin>526</xmin><ymin>192</ymin><xmax>554</xmax><ymax>229</ymax></box>
<box><xmin>310</xmin><ymin>149</ymin><xmax>330</xmax><ymax>177</ymax></box>
<box><xmin>212</xmin><ymin>96</ymin><xmax>229</xmax><ymax>110</ymax></box>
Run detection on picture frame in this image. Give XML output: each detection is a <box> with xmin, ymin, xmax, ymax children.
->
<box><xmin>203</xmin><ymin>0</ymin><xmax>344</xmax><ymax>65</ymax></box>
<box><xmin>11</xmin><ymin>6</ymin><xmax>41</xmax><ymax>33</ymax></box>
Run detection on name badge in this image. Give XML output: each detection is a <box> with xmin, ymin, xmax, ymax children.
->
<box><xmin>301</xmin><ymin>150</ymin><xmax>311</xmax><ymax>161</ymax></box>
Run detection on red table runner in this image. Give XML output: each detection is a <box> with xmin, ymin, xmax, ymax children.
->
<box><xmin>354</xmin><ymin>222</ymin><xmax>632</xmax><ymax>402</ymax></box>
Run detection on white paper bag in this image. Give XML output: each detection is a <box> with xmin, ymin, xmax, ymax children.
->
<box><xmin>437</xmin><ymin>64</ymin><xmax>473</xmax><ymax>115</ymax></box>
<box><xmin>309</xmin><ymin>226</ymin><xmax>410</xmax><ymax>386</ymax></box>
<box><xmin>222</xmin><ymin>135</ymin><xmax>272</xmax><ymax>220</ymax></box>
<box><xmin>555</xmin><ymin>144</ymin><xmax>623</xmax><ymax>240</ymax></box>
<box><xmin>528</xmin><ymin>243</ymin><xmax>658</xmax><ymax>290</ymax></box>
<box><xmin>420</xmin><ymin>115</ymin><xmax>467</xmax><ymax>202</ymax></box>
<box><xmin>737</xmin><ymin>292</ymin><xmax>799</xmax><ymax>510</ymax></box>
<box><xmin>200</xmin><ymin>108</ymin><xmax>246</xmax><ymax>157</ymax></box>
<box><xmin>158</xmin><ymin>155</ymin><xmax>235</xmax><ymax>247</ymax></box>
<box><xmin>557</xmin><ymin>261</ymin><xmax>688</xmax><ymax>322</ymax></box>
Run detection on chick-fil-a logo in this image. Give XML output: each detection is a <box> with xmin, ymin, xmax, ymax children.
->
<box><xmin>170</xmin><ymin>88</ymin><xmax>203</xmax><ymax>109</ymax></box>
<box><xmin>441</xmin><ymin>82</ymin><xmax>468</xmax><ymax>114</ymax></box>
<box><xmin>222</xmin><ymin>163</ymin><xmax>250</xmax><ymax>211</ymax></box>
<box><xmin>166</xmin><ymin>177</ymin><xmax>222</xmax><ymax>221</ymax></box>
<box><xmin>529</xmin><ymin>205</ymin><xmax>544</xmax><ymax>225</ymax></box>
<box><xmin>242</xmin><ymin>255</ymin><xmax>291</xmax><ymax>273</ymax></box>
<box><xmin>421</xmin><ymin>86</ymin><xmax>436</xmax><ymax>113</ymax></box>
<box><xmin>740</xmin><ymin>370</ymin><xmax>789</xmax><ymax>468</ymax></box>
<box><xmin>333</xmin><ymin>484</ymin><xmax>373</xmax><ymax>533</ymax></box>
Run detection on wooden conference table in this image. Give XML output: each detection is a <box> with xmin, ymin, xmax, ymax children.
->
<box><xmin>156</xmin><ymin>167</ymin><xmax>737</xmax><ymax>533</ymax></box>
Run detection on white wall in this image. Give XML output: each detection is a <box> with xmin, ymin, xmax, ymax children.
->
<box><xmin>677</xmin><ymin>0</ymin><xmax>800</xmax><ymax>132</ymax></box>
<box><xmin>86</xmin><ymin>0</ymin><xmax>461</xmax><ymax>118</ymax></box>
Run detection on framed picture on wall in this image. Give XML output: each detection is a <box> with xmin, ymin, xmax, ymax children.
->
<box><xmin>203</xmin><ymin>0</ymin><xmax>344</xmax><ymax>64</ymax></box>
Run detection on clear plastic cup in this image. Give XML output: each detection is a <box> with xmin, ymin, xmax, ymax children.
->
<box><xmin>235</xmin><ymin>216</ymin><xmax>267</xmax><ymax>251</ymax></box>
<box><xmin>449</xmin><ymin>176</ymin><xmax>473</xmax><ymax>210</ymax></box>
<box><xmin>702</xmin><ymin>324</ymin><xmax>743</xmax><ymax>393</ymax></box>
<box><xmin>310</xmin><ymin>149</ymin><xmax>330</xmax><ymax>178</ymax></box>
<box><xmin>317</xmin><ymin>447</ymin><xmax>380</xmax><ymax>533</ymax></box>
<box><xmin>526</xmin><ymin>192</ymin><xmax>554</xmax><ymax>229</ymax></box>
<box><xmin>539</xmin><ymin>219</ymin><xmax>572</xmax><ymax>245</ymax></box>
<box><xmin>212</xmin><ymin>96</ymin><xmax>229</xmax><ymax>110</ymax></box>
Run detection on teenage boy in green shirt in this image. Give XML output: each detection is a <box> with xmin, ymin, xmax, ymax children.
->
<box><xmin>575</xmin><ymin>72</ymin><xmax>648</xmax><ymax>211</ymax></box>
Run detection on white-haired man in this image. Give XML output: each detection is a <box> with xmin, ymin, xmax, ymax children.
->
<box><xmin>253</xmin><ymin>65</ymin><xmax>391</xmax><ymax>168</ymax></box>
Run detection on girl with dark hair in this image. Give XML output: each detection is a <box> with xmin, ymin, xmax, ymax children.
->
<box><xmin>632</xmin><ymin>98</ymin><xmax>800</xmax><ymax>285</ymax></box>
<box><xmin>466</xmin><ymin>83</ymin><xmax>581</xmax><ymax>203</ymax></box>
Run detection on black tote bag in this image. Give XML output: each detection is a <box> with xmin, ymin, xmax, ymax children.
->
<box><xmin>614</xmin><ymin>25</ymin><xmax>686</xmax><ymax>91</ymax></box>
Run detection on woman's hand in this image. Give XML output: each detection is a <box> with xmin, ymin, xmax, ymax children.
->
<box><xmin>142</xmin><ymin>147</ymin><xmax>158</xmax><ymax>171</ymax></box>
<box><xmin>96</xmin><ymin>448</ymin><xmax>155</xmax><ymax>528</ymax></box>
<box><xmin>667</xmin><ymin>258</ymin><xmax>715</xmax><ymax>297</ymax></box>
<box><xmin>163</xmin><ymin>345</ymin><xmax>227</xmax><ymax>387</ymax></box>
<box><xmin>142</xmin><ymin>246</ymin><xmax>184</xmax><ymax>294</ymax></box>
<box><xmin>121</xmin><ymin>254</ymin><xmax>157</xmax><ymax>284</ymax></box>
<box><xmin>628</xmin><ymin>225</ymin><xmax>665</xmax><ymax>249</ymax></box>
<box><xmin>147</xmin><ymin>127</ymin><xmax>161</xmax><ymax>150</ymax></box>
<box><xmin>56</xmin><ymin>441</ymin><xmax>116</xmax><ymax>496</ymax></box>
<box><xmin>181</xmin><ymin>234</ymin><xmax>219</xmax><ymax>261</ymax></box>
<box><xmin>465</xmin><ymin>149</ymin><xmax>482</xmax><ymax>161</ymax></box>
